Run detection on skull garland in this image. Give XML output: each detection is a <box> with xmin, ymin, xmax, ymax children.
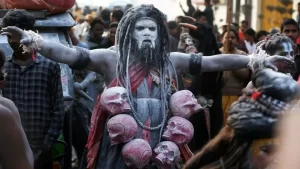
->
<box><xmin>163</xmin><ymin>116</ymin><xmax>194</xmax><ymax>145</ymax></box>
<box><xmin>100</xmin><ymin>87</ymin><xmax>131</xmax><ymax>115</ymax></box>
<box><xmin>122</xmin><ymin>139</ymin><xmax>153</xmax><ymax>169</ymax></box>
<box><xmin>107</xmin><ymin>114</ymin><xmax>138</xmax><ymax>145</ymax></box>
<box><xmin>153</xmin><ymin>141</ymin><xmax>181</xmax><ymax>169</ymax></box>
<box><xmin>170</xmin><ymin>90</ymin><xmax>202</xmax><ymax>119</ymax></box>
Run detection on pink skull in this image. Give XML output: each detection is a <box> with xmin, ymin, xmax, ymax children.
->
<box><xmin>162</xmin><ymin>116</ymin><xmax>194</xmax><ymax>145</ymax></box>
<box><xmin>170</xmin><ymin>90</ymin><xmax>202</xmax><ymax>119</ymax></box>
<box><xmin>107</xmin><ymin>114</ymin><xmax>138</xmax><ymax>145</ymax></box>
<box><xmin>100</xmin><ymin>87</ymin><xmax>131</xmax><ymax>115</ymax></box>
<box><xmin>122</xmin><ymin>139</ymin><xmax>152</xmax><ymax>169</ymax></box>
<box><xmin>153</xmin><ymin>141</ymin><xmax>181</xmax><ymax>169</ymax></box>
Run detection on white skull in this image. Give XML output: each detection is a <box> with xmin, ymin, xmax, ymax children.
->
<box><xmin>170</xmin><ymin>90</ymin><xmax>202</xmax><ymax>119</ymax></box>
<box><xmin>122</xmin><ymin>139</ymin><xmax>152</xmax><ymax>169</ymax></box>
<box><xmin>100</xmin><ymin>87</ymin><xmax>131</xmax><ymax>115</ymax></box>
<box><xmin>153</xmin><ymin>141</ymin><xmax>180</xmax><ymax>169</ymax></box>
<box><xmin>162</xmin><ymin>116</ymin><xmax>194</xmax><ymax>145</ymax></box>
<box><xmin>107</xmin><ymin>114</ymin><xmax>138</xmax><ymax>145</ymax></box>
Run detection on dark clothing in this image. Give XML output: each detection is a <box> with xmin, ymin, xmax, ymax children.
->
<box><xmin>3</xmin><ymin>54</ymin><xmax>64</xmax><ymax>150</ymax></box>
<box><xmin>169</xmin><ymin>35</ymin><xmax>179</xmax><ymax>52</ymax></box>
<box><xmin>204</xmin><ymin>5</ymin><xmax>214</xmax><ymax>28</ymax></box>
<box><xmin>86</xmin><ymin>36</ymin><xmax>113</xmax><ymax>49</ymax></box>
<box><xmin>187</xmin><ymin>23</ymin><xmax>224</xmax><ymax>152</ymax></box>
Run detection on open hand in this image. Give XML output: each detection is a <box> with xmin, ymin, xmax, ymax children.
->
<box><xmin>0</xmin><ymin>26</ymin><xmax>32</xmax><ymax>45</ymax></box>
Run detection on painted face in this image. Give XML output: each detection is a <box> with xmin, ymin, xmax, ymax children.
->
<box><xmin>273</xmin><ymin>42</ymin><xmax>294</xmax><ymax>60</ymax></box>
<box><xmin>251</xmin><ymin>138</ymin><xmax>279</xmax><ymax>169</ymax></box>
<box><xmin>133</xmin><ymin>19</ymin><xmax>158</xmax><ymax>49</ymax></box>
<box><xmin>282</xmin><ymin>25</ymin><xmax>299</xmax><ymax>43</ymax></box>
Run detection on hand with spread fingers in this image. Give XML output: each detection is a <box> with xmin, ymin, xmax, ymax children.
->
<box><xmin>1</xmin><ymin>26</ymin><xmax>33</xmax><ymax>45</ymax></box>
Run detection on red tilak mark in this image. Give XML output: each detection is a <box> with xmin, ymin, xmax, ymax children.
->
<box><xmin>297</xmin><ymin>76</ymin><xmax>300</xmax><ymax>85</ymax></box>
<box><xmin>141</xmin><ymin>117</ymin><xmax>151</xmax><ymax>143</ymax></box>
<box><xmin>252</xmin><ymin>92</ymin><xmax>262</xmax><ymax>100</ymax></box>
<box><xmin>32</xmin><ymin>50</ymin><xmax>36</xmax><ymax>61</ymax></box>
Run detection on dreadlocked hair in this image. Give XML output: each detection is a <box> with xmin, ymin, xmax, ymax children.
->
<box><xmin>115</xmin><ymin>4</ymin><xmax>177</xmax><ymax>134</ymax></box>
<box><xmin>256</xmin><ymin>33</ymin><xmax>292</xmax><ymax>55</ymax></box>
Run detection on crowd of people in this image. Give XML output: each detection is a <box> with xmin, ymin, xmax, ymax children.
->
<box><xmin>0</xmin><ymin>1</ymin><xmax>300</xmax><ymax>169</ymax></box>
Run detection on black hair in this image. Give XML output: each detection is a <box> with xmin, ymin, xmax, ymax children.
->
<box><xmin>111</xmin><ymin>9</ymin><xmax>124</xmax><ymax>22</ymax></box>
<box><xmin>109</xmin><ymin>22</ymin><xmax>119</xmax><ymax>29</ymax></box>
<box><xmin>221</xmin><ymin>28</ymin><xmax>239</xmax><ymax>41</ymax></box>
<box><xmin>280</xmin><ymin>18</ymin><xmax>299</xmax><ymax>32</ymax></box>
<box><xmin>0</xmin><ymin>49</ymin><xmax>5</xmax><ymax>80</ymax></box>
<box><xmin>100</xmin><ymin>9</ymin><xmax>111</xmax><ymax>22</ymax></box>
<box><xmin>90</xmin><ymin>17</ymin><xmax>105</xmax><ymax>29</ymax></box>
<box><xmin>255</xmin><ymin>30</ymin><xmax>269</xmax><ymax>42</ymax></box>
<box><xmin>244</xmin><ymin>28</ymin><xmax>256</xmax><ymax>37</ymax></box>
<box><xmin>241</xmin><ymin>20</ymin><xmax>248</xmax><ymax>26</ymax></box>
<box><xmin>1</xmin><ymin>9</ymin><xmax>35</xmax><ymax>30</ymax></box>
<box><xmin>257</xmin><ymin>33</ymin><xmax>292</xmax><ymax>55</ymax></box>
<box><xmin>192</xmin><ymin>10</ymin><xmax>206</xmax><ymax>19</ymax></box>
<box><xmin>167</xmin><ymin>21</ymin><xmax>177</xmax><ymax>30</ymax></box>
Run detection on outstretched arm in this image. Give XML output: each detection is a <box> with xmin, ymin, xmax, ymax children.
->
<box><xmin>1</xmin><ymin>26</ymin><xmax>116</xmax><ymax>75</ymax></box>
<box><xmin>171</xmin><ymin>52</ymin><xmax>294</xmax><ymax>75</ymax></box>
<box><xmin>0</xmin><ymin>98</ymin><xmax>34</xmax><ymax>169</ymax></box>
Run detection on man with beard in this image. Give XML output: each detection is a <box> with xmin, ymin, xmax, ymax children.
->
<box><xmin>0</xmin><ymin>49</ymin><xmax>34</xmax><ymax>169</ymax></box>
<box><xmin>1</xmin><ymin>5</ymin><xmax>293</xmax><ymax>169</ymax></box>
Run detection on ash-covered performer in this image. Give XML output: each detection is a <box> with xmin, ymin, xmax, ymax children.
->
<box><xmin>0</xmin><ymin>49</ymin><xmax>34</xmax><ymax>169</ymax></box>
<box><xmin>184</xmin><ymin>69</ymin><xmax>300</xmax><ymax>169</ymax></box>
<box><xmin>0</xmin><ymin>5</ymin><xmax>294</xmax><ymax>169</ymax></box>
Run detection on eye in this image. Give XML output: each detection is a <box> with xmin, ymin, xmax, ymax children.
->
<box><xmin>168</xmin><ymin>151</ymin><xmax>175</xmax><ymax>160</ymax></box>
<box><xmin>159</xmin><ymin>145</ymin><xmax>167</xmax><ymax>151</ymax></box>
<box><xmin>121</xmin><ymin>93</ymin><xmax>127</xmax><ymax>100</ymax></box>
<box><xmin>136</xmin><ymin>26</ymin><xmax>144</xmax><ymax>31</ymax></box>
<box><xmin>149</xmin><ymin>27</ymin><xmax>156</xmax><ymax>31</ymax></box>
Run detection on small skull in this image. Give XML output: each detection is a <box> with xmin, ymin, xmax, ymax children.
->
<box><xmin>107</xmin><ymin>114</ymin><xmax>138</xmax><ymax>145</ymax></box>
<box><xmin>162</xmin><ymin>116</ymin><xmax>194</xmax><ymax>145</ymax></box>
<box><xmin>170</xmin><ymin>90</ymin><xmax>202</xmax><ymax>119</ymax></box>
<box><xmin>100</xmin><ymin>87</ymin><xmax>131</xmax><ymax>115</ymax></box>
<box><xmin>122</xmin><ymin>139</ymin><xmax>152</xmax><ymax>169</ymax></box>
<box><xmin>153</xmin><ymin>141</ymin><xmax>181</xmax><ymax>169</ymax></box>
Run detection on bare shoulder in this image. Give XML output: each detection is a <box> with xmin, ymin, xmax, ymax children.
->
<box><xmin>0</xmin><ymin>97</ymin><xmax>18</xmax><ymax>119</ymax></box>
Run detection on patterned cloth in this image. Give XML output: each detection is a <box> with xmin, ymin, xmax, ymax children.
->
<box><xmin>2</xmin><ymin>53</ymin><xmax>65</xmax><ymax>150</ymax></box>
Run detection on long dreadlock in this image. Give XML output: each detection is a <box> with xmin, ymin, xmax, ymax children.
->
<box><xmin>114</xmin><ymin>5</ymin><xmax>178</xmax><ymax>134</ymax></box>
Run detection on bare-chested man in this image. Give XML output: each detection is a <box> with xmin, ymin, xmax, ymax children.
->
<box><xmin>0</xmin><ymin>5</ymin><xmax>293</xmax><ymax>169</ymax></box>
<box><xmin>0</xmin><ymin>49</ymin><xmax>33</xmax><ymax>169</ymax></box>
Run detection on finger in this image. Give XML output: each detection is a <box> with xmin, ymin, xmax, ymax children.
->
<box><xmin>182</xmin><ymin>16</ymin><xmax>197</xmax><ymax>23</ymax></box>
<box><xmin>264</xmin><ymin>60</ymin><xmax>278</xmax><ymax>71</ymax></box>
<box><xmin>272</xmin><ymin>55</ymin><xmax>294</xmax><ymax>64</ymax></box>
<box><xmin>20</xmin><ymin>38</ymin><xmax>32</xmax><ymax>45</ymax></box>
<box><xmin>179</xmin><ymin>23</ymin><xmax>197</xmax><ymax>31</ymax></box>
<box><xmin>0</xmin><ymin>32</ymin><xmax>12</xmax><ymax>37</ymax></box>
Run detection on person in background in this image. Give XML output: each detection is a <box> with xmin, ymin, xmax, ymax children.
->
<box><xmin>239</xmin><ymin>20</ymin><xmax>248</xmax><ymax>41</ymax></box>
<box><xmin>0</xmin><ymin>49</ymin><xmax>34</xmax><ymax>169</ymax></box>
<box><xmin>179</xmin><ymin>0</ymin><xmax>196</xmax><ymax>17</ymax></box>
<box><xmin>110</xmin><ymin>9</ymin><xmax>124</xmax><ymax>23</ymax></box>
<box><xmin>244</xmin><ymin>28</ymin><xmax>256</xmax><ymax>54</ymax></box>
<box><xmin>85</xmin><ymin>18</ymin><xmax>109</xmax><ymax>49</ymax></box>
<box><xmin>297</xmin><ymin>2</ymin><xmax>300</xmax><ymax>28</ymax></box>
<box><xmin>167</xmin><ymin>21</ymin><xmax>179</xmax><ymax>52</ymax></box>
<box><xmin>280</xmin><ymin>18</ymin><xmax>300</xmax><ymax>80</ymax></box>
<box><xmin>220</xmin><ymin>29</ymin><xmax>250</xmax><ymax>122</ymax></box>
<box><xmin>80</xmin><ymin>14</ymin><xmax>93</xmax><ymax>40</ymax></box>
<box><xmin>107</xmin><ymin>22</ymin><xmax>118</xmax><ymax>47</ymax></box>
<box><xmin>255</xmin><ymin>30</ymin><xmax>269</xmax><ymax>43</ymax></box>
<box><xmin>1</xmin><ymin>10</ymin><xmax>64</xmax><ymax>169</ymax></box>
<box><xmin>203</xmin><ymin>0</ymin><xmax>214</xmax><ymax>27</ymax></box>
<box><xmin>193</xmin><ymin>10</ymin><xmax>208</xmax><ymax>24</ymax></box>
<box><xmin>100</xmin><ymin>9</ymin><xmax>111</xmax><ymax>29</ymax></box>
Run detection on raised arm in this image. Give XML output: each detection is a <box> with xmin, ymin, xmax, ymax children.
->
<box><xmin>0</xmin><ymin>26</ymin><xmax>116</xmax><ymax>75</ymax></box>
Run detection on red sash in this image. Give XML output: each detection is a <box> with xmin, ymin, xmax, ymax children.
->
<box><xmin>86</xmin><ymin>64</ymin><xmax>193</xmax><ymax>169</ymax></box>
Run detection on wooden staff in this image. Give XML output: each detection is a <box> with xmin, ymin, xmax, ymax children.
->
<box><xmin>225</xmin><ymin>0</ymin><xmax>233</xmax><ymax>53</ymax></box>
